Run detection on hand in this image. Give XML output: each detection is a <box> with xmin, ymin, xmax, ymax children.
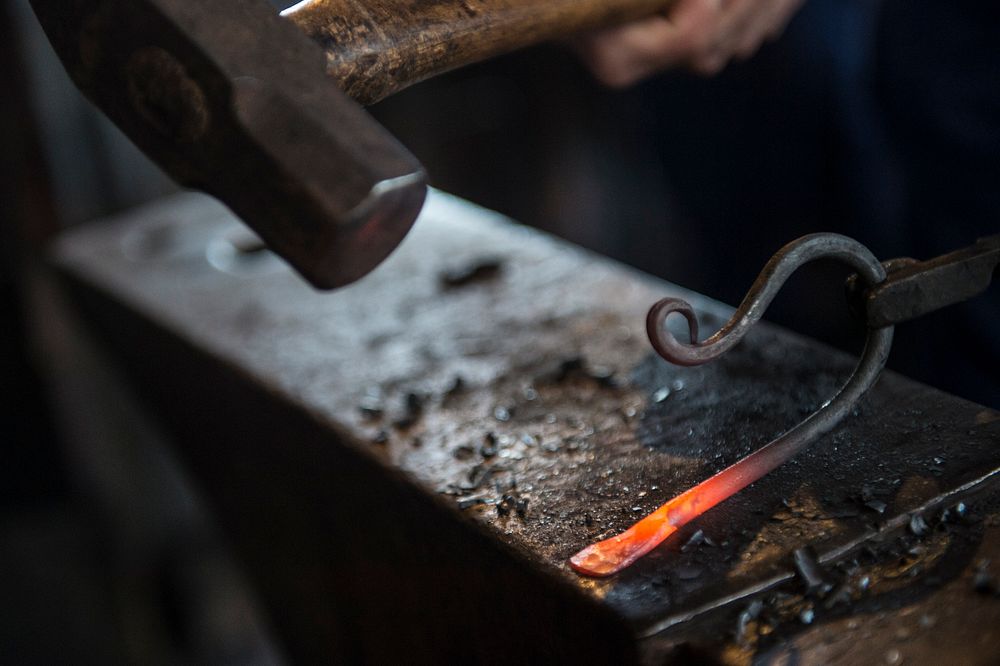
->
<box><xmin>576</xmin><ymin>0</ymin><xmax>804</xmax><ymax>87</ymax></box>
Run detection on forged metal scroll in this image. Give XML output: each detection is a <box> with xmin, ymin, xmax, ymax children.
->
<box><xmin>571</xmin><ymin>234</ymin><xmax>895</xmax><ymax>577</ymax></box>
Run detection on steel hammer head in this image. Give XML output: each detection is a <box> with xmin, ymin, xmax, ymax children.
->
<box><xmin>30</xmin><ymin>0</ymin><xmax>427</xmax><ymax>288</ymax></box>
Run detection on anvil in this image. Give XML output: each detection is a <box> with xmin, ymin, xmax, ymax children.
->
<box><xmin>52</xmin><ymin>191</ymin><xmax>1000</xmax><ymax>664</ymax></box>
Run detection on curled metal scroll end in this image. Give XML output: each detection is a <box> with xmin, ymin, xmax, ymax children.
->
<box><xmin>646</xmin><ymin>233</ymin><xmax>891</xmax><ymax>369</ymax></box>
<box><xmin>645</xmin><ymin>298</ymin><xmax>701</xmax><ymax>366</ymax></box>
<box><xmin>643</xmin><ymin>232</ymin><xmax>896</xmax><ymax>490</ymax></box>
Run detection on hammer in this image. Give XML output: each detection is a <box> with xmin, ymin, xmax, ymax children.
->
<box><xmin>30</xmin><ymin>0</ymin><xmax>673</xmax><ymax>288</ymax></box>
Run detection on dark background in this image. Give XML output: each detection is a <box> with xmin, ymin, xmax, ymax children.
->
<box><xmin>2</xmin><ymin>0</ymin><xmax>997</xmax><ymax>662</ymax></box>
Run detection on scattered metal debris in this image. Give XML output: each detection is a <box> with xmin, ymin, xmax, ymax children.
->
<box><xmin>736</xmin><ymin>600</ymin><xmax>764</xmax><ymax>646</ymax></box>
<box><xmin>865</xmin><ymin>499</ymin><xmax>888</xmax><ymax>515</ymax></box>
<box><xmin>440</xmin><ymin>257</ymin><xmax>503</xmax><ymax>288</ymax></box>
<box><xmin>531</xmin><ymin>355</ymin><xmax>621</xmax><ymax>389</ymax></box>
<box><xmin>681</xmin><ymin>529</ymin><xmax>715</xmax><ymax>552</ymax></box>
<box><xmin>908</xmin><ymin>513</ymin><xmax>929</xmax><ymax>536</ymax></box>
<box><xmin>822</xmin><ymin>579</ymin><xmax>854</xmax><ymax>610</ymax></box>
<box><xmin>457</xmin><ymin>497</ymin><xmax>490</xmax><ymax>510</ymax></box>
<box><xmin>393</xmin><ymin>413</ymin><xmax>419</xmax><ymax>430</ymax></box>
<box><xmin>405</xmin><ymin>391</ymin><xmax>425</xmax><ymax>414</ymax></box>
<box><xmin>556</xmin><ymin>356</ymin><xmax>585</xmax><ymax>380</ymax></box>
<box><xmin>392</xmin><ymin>391</ymin><xmax>425</xmax><ymax>429</ymax></box>
<box><xmin>493</xmin><ymin>405</ymin><xmax>512</xmax><ymax>422</ymax></box>
<box><xmin>481</xmin><ymin>432</ymin><xmax>499</xmax><ymax>458</ymax></box>
<box><xmin>442</xmin><ymin>375</ymin><xmax>466</xmax><ymax>400</ymax></box>
<box><xmin>587</xmin><ymin>365</ymin><xmax>618</xmax><ymax>388</ymax></box>
<box><xmin>453</xmin><ymin>445</ymin><xmax>475</xmax><ymax>460</ymax></box>
<box><xmin>441</xmin><ymin>257</ymin><xmax>503</xmax><ymax>289</ymax></box>
<box><xmin>939</xmin><ymin>501</ymin><xmax>970</xmax><ymax>526</ymax></box>
<box><xmin>358</xmin><ymin>395</ymin><xmax>384</xmax><ymax>419</ymax></box>
<box><xmin>793</xmin><ymin>547</ymin><xmax>834</xmax><ymax>597</ymax></box>
<box><xmin>496</xmin><ymin>494</ymin><xmax>516</xmax><ymax>517</ymax></box>
<box><xmin>533</xmin><ymin>356</ymin><xmax>579</xmax><ymax>384</ymax></box>
<box><xmin>681</xmin><ymin>530</ymin><xmax>704</xmax><ymax>552</ymax></box>
<box><xmin>718</xmin><ymin>493</ymin><xmax>997</xmax><ymax>656</ymax></box>
<box><xmin>497</xmin><ymin>493</ymin><xmax>528</xmax><ymax>518</ymax></box>
<box><xmin>466</xmin><ymin>464</ymin><xmax>488</xmax><ymax>487</ymax></box>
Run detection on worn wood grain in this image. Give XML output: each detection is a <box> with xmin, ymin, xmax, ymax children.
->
<box><xmin>284</xmin><ymin>0</ymin><xmax>676</xmax><ymax>103</ymax></box>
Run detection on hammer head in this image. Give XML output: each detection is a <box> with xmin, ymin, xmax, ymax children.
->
<box><xmin>30</xmin><ymin>0</ymin><xmax>427</xmax><ymax>288</ymax></box>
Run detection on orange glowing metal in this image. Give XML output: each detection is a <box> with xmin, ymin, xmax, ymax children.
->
<box><xmin>569</xmin><ymin>436</ymin><xmax>797</xmax><ymax>577</ymax></box>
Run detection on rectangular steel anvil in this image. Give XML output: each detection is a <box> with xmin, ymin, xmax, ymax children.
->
<box><xmin>53</xmin><ymin>192</ymin><xmax>1000</xmax><ymax>664</ymax></box>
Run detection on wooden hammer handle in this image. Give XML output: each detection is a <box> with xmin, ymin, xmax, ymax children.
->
<box><xmin>283</xmin><ymin>0</ymin><xmax>674</xmax><ymax>104</ymax></box>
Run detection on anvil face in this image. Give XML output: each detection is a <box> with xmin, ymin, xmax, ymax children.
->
<box><xmin>54</xmin><ymin>191</ymin><xmax>1000</xmax><ymax>664</ymax></box>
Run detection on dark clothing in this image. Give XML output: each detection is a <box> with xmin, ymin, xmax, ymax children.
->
<box><xmin>874</xmin><ymin>1</ymin><xmax>1000</xmax><ymax>408</ymax></box>
<box><xmin>632</xmin><ymin>0</ymin><xmax>999</xmax><ymax>407</ymax></box>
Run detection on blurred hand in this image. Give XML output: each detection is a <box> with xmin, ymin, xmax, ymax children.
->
<box><xmin>576</xmin><ymin>0</ymin><xmax>804</xmax><ymax>86</ymax></box>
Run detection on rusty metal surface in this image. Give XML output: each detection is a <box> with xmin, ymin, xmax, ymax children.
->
<box><xmin>52</xmin><ymin>192</ymin><xmax>1000</xmax><ymax>663</ymax></box>
<box><xmin>641</xmin><ymin>480</ymin><xmax>1000</xmax><ymax>664</ymax></box>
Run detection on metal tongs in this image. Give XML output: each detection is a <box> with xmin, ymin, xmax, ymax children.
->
<box><xmin>571</xmin><ymin>233</ymin><xmax>998</xmax><ymax>577</ymax></box>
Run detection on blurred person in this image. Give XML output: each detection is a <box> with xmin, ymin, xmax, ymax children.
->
<box><xmin>576</xmin><ymin>0</ymin><xmax>999</xmax><ymax>407</ymax></box>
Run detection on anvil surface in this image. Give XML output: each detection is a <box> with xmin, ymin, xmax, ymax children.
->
<box><xmin>54</xmin><ymin>192</ymin><xmax>1000</xmax><ymax>664</ymax></box>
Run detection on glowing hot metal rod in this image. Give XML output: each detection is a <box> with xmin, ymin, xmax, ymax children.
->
<box><xmin>570</xmin><ymin>233</ymin><xmax>895</xmax><ymax>577</ymax></box>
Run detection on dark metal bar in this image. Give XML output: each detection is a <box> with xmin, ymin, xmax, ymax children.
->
<box><xmin>848</xmin><ymin>234</ymin><xmax>999</xmax><ymax>329</ymax></box>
